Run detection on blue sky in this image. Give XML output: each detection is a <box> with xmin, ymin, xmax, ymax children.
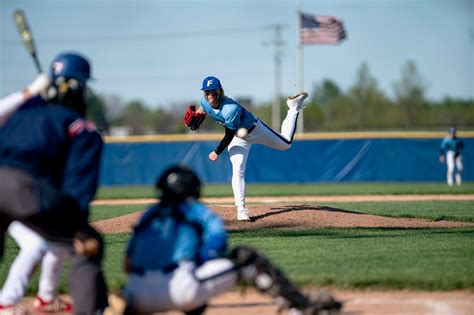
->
<box><xmin>1</xmin><ymin>0</ymin><xmax>473</xmax><ymax>108</ymax></box>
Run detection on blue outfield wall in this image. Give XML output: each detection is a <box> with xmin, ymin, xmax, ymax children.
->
<box><xmin>99</xmin><ymin>138</ymin><xmax>473</xmax><ymax>185</ymax></box>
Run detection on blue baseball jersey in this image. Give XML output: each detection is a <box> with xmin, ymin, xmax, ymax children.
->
<box><xmin>440</xmin><ymin>136</ymin><xmax>464</xmax><ymax>155</ymax></box>
<box><xmin>126</xmin><ymin>201</ymin><xmax>227</xmax><ymax>272</ymax></box>
<box><xmin>0</xmin><ymin>96</ymin><xmax>103</xmax><ymax>214</ymax></box>
<box><xmin>200</xmin><ymin>96</ymin><xmax>255</xmax><ymax>130</ymax></box>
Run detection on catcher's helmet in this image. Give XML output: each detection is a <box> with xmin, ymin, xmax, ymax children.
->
<box><xmin>156</xmin><ymin>165</ymin><xmax>201</xmax><ymax>201</ymax></box>
<box><xmin>201</xmin><ymin>76</ymin><xmax>221</xmax><ymax>90</ymax></box>
<box><xmin>49</xmin><ymin>52</ymin><xmax>91</xmax><ymax>85</ymax></box>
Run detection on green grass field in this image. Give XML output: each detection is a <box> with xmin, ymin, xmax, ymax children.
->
<box><xmin>96</xmin><ymin>182</ymin><xmax>474</xmax><ymax>199</ymax></box>
<box><xmin>1</xmin><ymin>182</ymin><xmax>473</xmax><ymax>295</ymax></box>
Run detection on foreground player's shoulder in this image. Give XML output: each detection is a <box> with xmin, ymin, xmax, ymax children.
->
<box><xmin>68</xmin><ymin>118</ymin><xmax>99</xmax><ymax>137</ymax></box>
<box><xmin>182</xmin><ymin>201</ymin><xmax>216</xmax><ymax>221</ymax></box>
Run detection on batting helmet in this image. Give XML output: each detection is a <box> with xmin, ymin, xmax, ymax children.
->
<box><xmin>156</xmin><ymin>165</ymin><xmax>201</xmax><ymax>201</ymax></box>
<box><xmin>201</xmin><ymin>76</ymin><xmax>222</xmax><ymax>91</ymax></box>
<box><xmin>49</xmin><ymin>52</ymin><xmax>91</xmax><ymax>85</ymax></box>
<box><xmin>46</xmin><ymin>52</ymin><xmax>92</xmax><ymax>115</ymax></box>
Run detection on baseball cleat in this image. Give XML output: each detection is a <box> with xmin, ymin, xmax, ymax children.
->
<box><xmin>287</xmin><ymin>92</ymin><xmax>309</xmax><ymax>111</ymax></box>
<box><xmin>32</xmin><ymin>296</ymin><xmax>73</xmax><ymax>313</ymax></box>
<box><xmin>103</xmin><ymin>294</ymin><xmax>127</xmax><ymax>315</ymax></box>
<box><xmin>0</xmin><ymin>304</ymin><xmax>27</xmax><ymax>315</ymax></box>
<box><xmin>237</xmin><ymin>208</ymin><xmax>251</xmax><ymax>221</ymax></box>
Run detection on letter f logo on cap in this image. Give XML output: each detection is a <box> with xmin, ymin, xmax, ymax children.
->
<box><xmin>201</xmin><ymin>76</ymin><xmax>221</xmax><ymax>90</ymax></box>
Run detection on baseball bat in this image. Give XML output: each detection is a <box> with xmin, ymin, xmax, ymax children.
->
<box><xmin>13</xmin><ymin>9</ymin><xmax>43</xmax><ymax>73</ymax></box>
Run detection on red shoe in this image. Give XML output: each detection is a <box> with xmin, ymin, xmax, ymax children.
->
<box><xmin>32</xmin><ymin>296</ymin><xmax>73</xmax><ymax>313</ymax></box>
<box><xmin>0</xmin><ymin>304</ymin><xmax>26</xmax><ymax>315</ymax></box>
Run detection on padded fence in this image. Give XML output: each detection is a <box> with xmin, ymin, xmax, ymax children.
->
<box><xmin>99</xmin><ymin>137</ymin><xmax>473</xmax><ymax>185</ymax></box>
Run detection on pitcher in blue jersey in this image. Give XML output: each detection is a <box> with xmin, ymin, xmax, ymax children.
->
<box><xmin>106</xmin><ymin>165</ymin><xmax>342</xmax><ymax>315</ymax></box>
<box><xmin>196</xmin><ymin>76</ymin><xmax>309</xmax><ymax>221</ymax></box>
<box><xmin>439</xmin><ymin>127</ymin><xmax>464</xmax><ymax>186</ymax></box>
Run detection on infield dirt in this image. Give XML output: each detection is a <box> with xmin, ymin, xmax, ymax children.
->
<box><xmin>91</xmin><ymin>195</ymin><xmax>474</xmax><ymax>233</ymax></box>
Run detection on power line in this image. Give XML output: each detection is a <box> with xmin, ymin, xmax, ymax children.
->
<box><xmin>2</xmin><ymin>25</ymin><xmax>273</xmax><ymax>45</ymax></box>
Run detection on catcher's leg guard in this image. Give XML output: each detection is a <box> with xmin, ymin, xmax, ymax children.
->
<box><xmin>229</xmin><ymin>246</ymin><xmax>310</xmax><ymax>309</ymax></box>
<box><xmin>300</xmin><ymin>291</ymin><xmax>343</xmax><ymax>315</ymax></box>
<box><xmin>184</xmin><ymin>304</ymin><xmax>208</xmax><ymax>315</ymax></box>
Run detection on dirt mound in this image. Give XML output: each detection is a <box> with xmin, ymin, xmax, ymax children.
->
<box><xmin>92</xmin><ymin>203</ymin><xmax>473</xmax><ymax>234</ymax></box>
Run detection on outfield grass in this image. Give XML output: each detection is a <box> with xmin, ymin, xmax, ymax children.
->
<box><xmin>96</xmin><ymin>182</ymin><xmax>474</xmax><ymax>199</ymax></box>
<box><xmin>2</xmin><ymin>227</ymin><xmax>472</xmax><ymax>293</ymax></box>
<box><xmin>323</xmin><ymin>201</ymin><xmax>474</xmax><ymax>222</ymax></box>
<box><xmin>227</xmin><ymin>228</ymin><xmax>474</xmax><ymax>290</ymax></box>
<box><xmin>89</xmin><ymin>204</ymin><xmax>147</xmax><ymax>222</ymax></box>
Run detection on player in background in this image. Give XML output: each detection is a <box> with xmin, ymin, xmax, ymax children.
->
<box><xmin>0</xmin><ymin>73</ymin><xmax>73</xmax><ymax>314</ymax></box>
<box><xmin>439</xmin><ymin>127</ymin><xmax>464</xmax><ymax>186</ymax></box>
<box><xmin>105</xmin><ymin>165</ymin><xmax>342</xmax><ymax>315</ymax></box>
<box><xmin>184</xmin><ymin>76</ymin><xmax>309</xmax><ymax>221</ymax></box>
<box><xmin>0</xmin><ymin>51</ymin><xmax>108</xmax><ymax>314</ymax></box>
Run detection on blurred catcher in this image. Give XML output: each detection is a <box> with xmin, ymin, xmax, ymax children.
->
<box><xmin>0</xmin><ymin>52</ymin><xmax>108</xmax><ymax>314</ymax></box>
<box><xmin>105</xmin><ymin>165</ymin><xmax>342</xmax><ymax>315</ymax></box>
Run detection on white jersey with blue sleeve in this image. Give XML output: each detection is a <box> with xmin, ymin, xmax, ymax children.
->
<box><xmin>200</xmin><ymin>96</ymin><xmax>255</xmax><ymax>130</ymax></box>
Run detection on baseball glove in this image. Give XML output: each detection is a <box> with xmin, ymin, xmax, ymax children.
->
<box><xmin>183</xmin><ymin>105</ymin><xmax>206</xmax><ymax>131</ymax></box>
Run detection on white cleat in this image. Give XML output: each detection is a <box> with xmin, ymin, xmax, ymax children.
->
<box><xmin>286</xmin><ymin>92</ymin><xmax>309</xmax><ymax>111</ymax></box>
<box><xmin>237</xmin><ymin>208</ymin><xmax>251</xmax><ymax>221</ymax></box>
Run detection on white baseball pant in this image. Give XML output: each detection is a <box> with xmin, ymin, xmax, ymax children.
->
<box><xmin>0</xmin><ymin>221</ymin><xmax>70</xmax><ymax>305</ymax></box>
<box><xmin>228</xmin><ymin>108</ymin><xmax>299</xmax><ymax>210</ymax></box>
<box><xmin>123</xmin><ymin>259</ymin><xmax>238</xmax><ymax>313</ymax></box>
<box><xmin>446</xmin><ymin>151</ymin><xmax>463</xmax><ymax>186</ymax></box>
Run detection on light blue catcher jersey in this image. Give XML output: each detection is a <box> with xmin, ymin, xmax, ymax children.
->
<box><xmin>200</xmin><ymin>96</ymin><xmax>255</xmax><ymax>130</ymax></box>
<box><xmin>126</xmin><ymin>201</ymin><xmax>227</xmax><ymax>272</ymax></box>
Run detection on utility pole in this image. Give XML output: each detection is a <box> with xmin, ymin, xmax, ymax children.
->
<box><xmin>266</xmin><ymin>24</ymin><xmax>286</xmax><ymax>131</ymax></box>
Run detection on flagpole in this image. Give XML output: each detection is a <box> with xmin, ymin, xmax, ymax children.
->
<box><xmin>296</xmin><ymin>1</ymin><xmax>304</xmax><ymax>134</ymax></box>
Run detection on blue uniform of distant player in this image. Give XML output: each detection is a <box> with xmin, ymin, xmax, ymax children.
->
<box><xmin>196</xmin><ymin>76</ymin><xmax>309</xmax><ymax>221</ymax></box>
<box><xmin>439</xmin><ymin>127</ymin><xmax>464</xmax><ymax>186</ymax></box>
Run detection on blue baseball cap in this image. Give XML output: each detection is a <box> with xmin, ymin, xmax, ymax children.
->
<box><xmin>201</xmin><ymin>76</ymin><xmax>222</xmax><ymax>90</ymax></box>
<box><xmin>448</xmin><ymin>127</ymin><xmax>456</xmax><ymax>134</ymax></box>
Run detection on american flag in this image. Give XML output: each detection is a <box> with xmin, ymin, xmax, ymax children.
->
<box><xmin>300</xmin><ymin>13</ymin><xmax>346</xmax><ymax>45</ymax></box>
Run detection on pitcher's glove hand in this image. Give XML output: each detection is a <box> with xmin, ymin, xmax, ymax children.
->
<box><xmin>183</xmin><ymin>105</ymin><xmax>206</xmax><ymax>131</ymax></box>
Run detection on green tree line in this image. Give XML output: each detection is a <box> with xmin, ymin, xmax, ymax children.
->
<box><xmin>87</xmin><ymin>61</ymin><xmax>474</xmax><ymax>135</ymax></box>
